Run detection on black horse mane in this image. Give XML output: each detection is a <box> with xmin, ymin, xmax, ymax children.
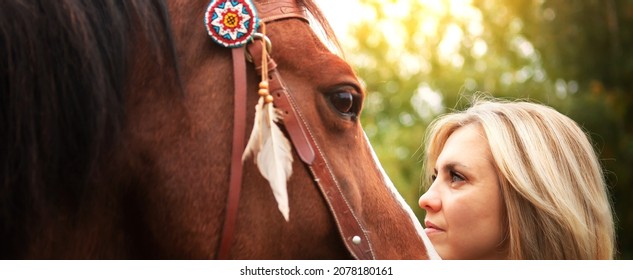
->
<box><xmin>0</xmin><ymin>0</ymin><xmax>337</xmax><ymax>258</ymax></box>
<box><xmin>0</xmin><ymin>0</ymin><xmax>177</xmax><ymax>257</ymax></box>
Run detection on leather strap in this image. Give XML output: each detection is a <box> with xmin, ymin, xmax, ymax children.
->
<box><xmin>217</xmin><ymin>0</ymin><xmax>375</xmax><ymax>260</ymax></box>
<box><xmin>248</xmin><ymin>41</ymin><xmax>375</xmax><ymax>260</ymax></box>
<box><xmin>257</xmin><ymin>0</ymin><xmax>309</xmax><ymax>23</ymax></box>
<box><xmin>217</xmin><ymin>0</ymin><xmax>310</xmax><ymax>259</ymax></box>
<box><xmin>248</xmin><ymin>56</ymin><xmax>315</xmax><ymax>164</ymax></box>
<box><xmin>217</xmin><ymin>47</ymin><xmax>247</xmax><ymax>260</ymax></box>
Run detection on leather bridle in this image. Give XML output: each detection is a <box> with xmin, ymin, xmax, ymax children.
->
<box><xmin>217</xmin><ymin>0</ymin><xmax>375</xmax><ymax>260</ymax></box>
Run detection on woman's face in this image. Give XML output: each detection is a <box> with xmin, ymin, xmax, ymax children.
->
<box><xmin>419</xmin><ymin>124</ymin><xmax>507</xmax><ymax>259</ymax></box>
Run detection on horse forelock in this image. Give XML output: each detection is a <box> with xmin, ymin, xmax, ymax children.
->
<box><xmin>297</xmin><ymin>0</ymin><xmax>343</xmax><ymax>56</ymax></box>
<box><xmin>0</xmin><ymin>0</ymin><xmax>178</xmax><ymax>257</ymax></box>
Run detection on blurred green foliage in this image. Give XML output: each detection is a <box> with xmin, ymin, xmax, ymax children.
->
<box><xmin>343</xmin><ymin>0</ymin><xmax>633</xmax><ymax>259</ymax></box>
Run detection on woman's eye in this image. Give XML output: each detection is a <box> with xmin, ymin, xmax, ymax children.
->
<box><xmin>450</xmin><ymin>171</ymin><xmax>465</xmax><ymax>182</ymax></box>
<box><xmin>329</xmin><ymin>92</ymin><xmax>354</xmax><ymax>114</ymax></box>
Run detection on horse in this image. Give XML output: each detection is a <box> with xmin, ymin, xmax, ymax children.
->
<box><xmin>0</xmin><ymin>0</ymin><xmax>437</xmax><ymax>259</ymax></box>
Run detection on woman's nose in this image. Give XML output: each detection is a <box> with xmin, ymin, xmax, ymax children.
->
<box><xmin>419</xmin><ymin>184</ymin><xmax>441</xmax><ymax>212</ymax></box>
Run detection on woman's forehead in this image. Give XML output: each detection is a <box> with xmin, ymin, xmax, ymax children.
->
<box><xmin>436</xmin><ymin>124</ymin><xmax>492</xmax><ymax>167</ymax></box>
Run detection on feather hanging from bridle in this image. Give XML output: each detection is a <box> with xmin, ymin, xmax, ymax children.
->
<box><xmin>242</xmin><ymin>24</ymin><xmax>293</xmax><ymax>221</ymax></box>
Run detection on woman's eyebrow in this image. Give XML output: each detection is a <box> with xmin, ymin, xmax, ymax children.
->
<box><xmin>443</xmin><ymin>162</ymin><xmax>470</xmax><ymax>170</ymax></box>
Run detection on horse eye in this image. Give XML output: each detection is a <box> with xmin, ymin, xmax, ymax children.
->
<box><xmin>329</xmin><ymin>92</ymin><xmax>355</xmax><ymax>114</ymax></box>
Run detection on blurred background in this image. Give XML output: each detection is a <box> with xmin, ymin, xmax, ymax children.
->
<box><xmin>318</xmin><ymin>0</ymin><xmax>633</xmax><ymax>259</ymax></box>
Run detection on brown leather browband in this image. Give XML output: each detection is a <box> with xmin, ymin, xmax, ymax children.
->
<box><xmin>218</xmin><ymin>0</ymin><xmax>375</xmax><ymax>260</ymax></box>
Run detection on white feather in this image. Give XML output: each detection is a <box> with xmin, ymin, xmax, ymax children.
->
<box><xmin>242</xmin><ymin>97</ymin><xmax>264</xmax><ymax>161</ymax></box>
<box><xmin>242</xmin><ymin>97</ymin><xmax>293</xmax><ymax>221</ymax></box>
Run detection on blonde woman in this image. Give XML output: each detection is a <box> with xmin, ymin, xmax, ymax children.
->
<box><xmin>418</xmin><ymin>97</ymin><xmax>615</xmax><ymax>259</ymax></box>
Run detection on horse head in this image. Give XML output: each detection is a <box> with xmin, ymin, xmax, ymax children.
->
<box><xmin>0</xmin><ymin>0</ymin><xmax>436</xmax><ymax>259</ymax></box>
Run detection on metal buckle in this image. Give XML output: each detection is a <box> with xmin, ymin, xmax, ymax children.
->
<box><xmin>245</xmin><ymin>33</ymin><xmax>272</xmax><ymax>62</ymax></box>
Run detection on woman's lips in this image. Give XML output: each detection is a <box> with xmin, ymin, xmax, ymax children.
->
<box><xmin>424</xmin><ymin>220</ymin><xmax>444</xmax><ymax>234</ymax></box>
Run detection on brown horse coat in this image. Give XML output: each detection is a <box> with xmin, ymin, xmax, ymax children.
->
<box><xmin>0</xmin><ymin>0</ymin><xmax>435</xmax><ymax>259</ymax></box>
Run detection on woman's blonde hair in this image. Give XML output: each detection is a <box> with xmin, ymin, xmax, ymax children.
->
<box><xmin>422</xmin><ymin>96</ymin><xmax>615</xmax><ymax>259</ymax></box>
